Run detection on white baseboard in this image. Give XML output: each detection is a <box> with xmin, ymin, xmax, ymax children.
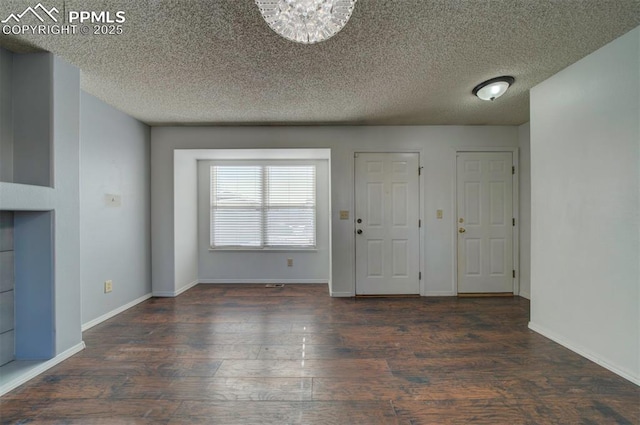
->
<box><xmin>330</xmin><ymin>291</ymin><xmax>353</xmax><ymax>297</ymax></box>
<box><xmin>0</xmin><ymin>342</ymin><xmax>85</xmax><ymax>397</ymax></box>
<box><xmin>153</xmin><ymin>279</ymin><xmax>199</xmax><ymax>297</ymax></box>
<box><xmin>528</xmin><ymin>321</ymin><xmax>639</xmax><ymax>386</ymax></box>
<box><xmin>330</xmin><ymin>290</ymin><xmax>457</xmax><ymax>297</ymax></box>
<box><xmin>423</xmin><ymin>291</ymin><xmax>456</xmax><ymax>296</ymax></box>
<box><xmin>199</xmin><ymin>279</ymin><xmax>328</xmax><ymax>284</ymax></box>
<box><xmin>175</xmin><ymin>279</ymin><xmax>199</xmax><ymax>296</ymax></box>
<box><xmin>519</xmin><ymin>290</ymin><xmax>531</xmax><ymax>300</ymax></box>
<box><xmin>154</xmin><ymin>280</ymin><xmax>329</xmax><ymax>297</ymax></box>
<box><xmin>82</xmin><ymin>293</ymin><xmax>152</xmax><ymax>331</ymax></box>
<box><xmin>152</xmin><ymin>290</ymin><xmax>177</xmax><ymax>297</ymax></box>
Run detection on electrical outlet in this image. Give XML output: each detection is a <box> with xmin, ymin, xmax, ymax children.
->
<box><xmin>287</xmin><ymin>258</ymin><xmax>293</xmax><ymax>267</ymax></box>
<box><xmin>104</xmin><ymin>280</ymin><xmax>113</xmax><ymax>293</ymax></box>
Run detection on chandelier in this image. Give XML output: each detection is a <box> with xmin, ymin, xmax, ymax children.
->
<box><xmin>255</xmin><ymin>0</ymin><xmax>357</xmax><ymax>44</ymax></box>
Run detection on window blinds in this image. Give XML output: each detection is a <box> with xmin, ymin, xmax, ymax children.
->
<box><xmin>210</xmin><ymin>164</ymin><xmax>316</xmax><ymax>248</ymax></box>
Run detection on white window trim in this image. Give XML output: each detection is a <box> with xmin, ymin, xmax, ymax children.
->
<box><xmin>209</xmin><ymin>159</ymin><xmax>318</xmax><ymax>251</ymax></box>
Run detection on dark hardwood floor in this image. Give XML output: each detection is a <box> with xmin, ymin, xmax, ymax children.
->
<box><xmin>1</xmin><ymin>284</ymin><xmax>638</xmax><ymax>424</ymax></box>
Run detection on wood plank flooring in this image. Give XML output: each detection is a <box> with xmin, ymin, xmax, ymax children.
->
<box><xmin>1</xmin><ymin>284</ymin><xmax>638</xmax><ymax>424</ymax></box>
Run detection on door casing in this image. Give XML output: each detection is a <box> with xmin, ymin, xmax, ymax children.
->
<box><xmin>454</xmin><ymin>147</ymin><xmax>519</xmax><ymax>295</ymax></box>
<box><xmin>352</xmin><ymin>151</ymin><xmax>425</xmax><ymax>296</ymax></box>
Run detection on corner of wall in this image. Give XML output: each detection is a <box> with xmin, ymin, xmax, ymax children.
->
<box><xmin>517</xmin><ymin>122</ymin><xmax>531</xmax><ymax>300</ymax></box>
<box><xmin>79</xmin><ymin>92</ymin><xmax>152</xmax><ymax>327</ymax></box>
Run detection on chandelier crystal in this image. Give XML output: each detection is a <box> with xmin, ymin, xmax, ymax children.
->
<box><xmin>255</xmin><ymin>0</ymin><xmax>357</xmax><ymax>44</ymax></box>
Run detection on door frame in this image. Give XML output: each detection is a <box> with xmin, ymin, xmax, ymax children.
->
<box><xmin>351</xmin><ymin>150</ymin><xmax>425</xmax><ymax>296</ymax></box>
<box><xmin>454</xmin><ymin>147</ymin><xmax>520</xmax><ymax>295</ymax></box>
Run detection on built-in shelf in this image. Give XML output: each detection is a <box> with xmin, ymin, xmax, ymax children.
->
<box><xmin>0</xmin><ymin>359</ymin><xmax>46</xmax><ymax>391</ymax></box>
<box><xmin>0</xmin><ymin>182</ymin><xmax>56</xmax><ymax>211</ymax></box>
<box><xmin>0</xmin><ymin>48</ymin><xmax>61</xmax><ymax>373</ymax></box>
<box><xmin>0</xmin><ymin>210</ymin><xmax>55</xmax><ymax>365</ymax></box>
<box><xmin>0</xmin><ymin>211</ymin><xmax>15</xmax><ymax>367</ymax></box>
<box><xmin>0</xmin><ymin>49</ymin><xmax>53</xmax><ymax>188</ymax></box>
<box><xmin>0</xmin><ymin>47</ymin><xmax>81</xmax><ymax>396</ymax></box>
<box><xmin>14</xmin><ymin>210</ymin><xmax>55</xmax><ymax>360</ymax></box>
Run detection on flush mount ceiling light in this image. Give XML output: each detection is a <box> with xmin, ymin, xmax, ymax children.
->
<box><xmin>473</xmin><ymin>76</ymin><xmax>515</xmax><ymax>101</ymax></box>
<box><xmin>255</xmin><ymin>0</ymin><xmax>357</xmax><ymax>44</ymax></box>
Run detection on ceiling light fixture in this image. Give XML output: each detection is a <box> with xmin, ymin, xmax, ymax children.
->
<box><xmin>472</xmin><ymin>76</ymin><xmax>515</xmax><ymax>101</ymax></box>
<box><xmin>255</xmin><ymin>0</ymin><xmax>357</xmax><ymax>44</ymax></box>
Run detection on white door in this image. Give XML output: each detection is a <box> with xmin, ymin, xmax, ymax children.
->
<box><xmin>457</xmin><ymin>152</ymin><xmax>514</xmax><ymax>293</ymax></box>
<box><xmin>355</xmin><ymin>153</ymin><xmax>420</xmax><ymax>295</ymax></box>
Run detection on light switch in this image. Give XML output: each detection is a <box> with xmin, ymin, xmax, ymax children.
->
<box><xmin>436</xmin><ymin>209</ymin><xmax>443</xmax><ymax>219</ymax></box>
<box><xmin>339</xmin><ymin>210</ymin><xmax>349</xmax><ymax>220</ymax></box>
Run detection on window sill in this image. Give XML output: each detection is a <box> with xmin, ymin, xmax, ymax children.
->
<box><xmin>208</xmin><ymin>247</ymin><xmax>318</xmax><ymax>253</ymax></box>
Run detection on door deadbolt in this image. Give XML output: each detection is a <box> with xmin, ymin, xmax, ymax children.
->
<box><xmin>357</xmin><ymin>218</ymin><xmax>362</xmax><ymax>223</ymax></box>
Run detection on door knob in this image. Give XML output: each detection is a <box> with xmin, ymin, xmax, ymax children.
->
<box><xmin>458</xmin><ymin>228</ymin><xmax>466</xmax><ymax>233</ymax></box>
<box><xmin>357</xmin><ymin>229</ymin><xmax>363</xmax><ymax>234</ymax></box>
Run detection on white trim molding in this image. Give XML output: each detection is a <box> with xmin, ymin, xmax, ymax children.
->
<box><xmin>82</xmin><ymin>293</ymin><xmax>152</xmax><ymax>331</ymax></box>
<box><xmin>454</xmin><ymin>147</ymin><xmax>520</xmax><ymax>296</ymax></box>
<box><xmin>153</xmin><ymin>279</ymin><xmax>199</xmax><ymax>297</ymax></box>
<box><xmin>351</xmin><ymin>150</ymin><xmax>425</xmax><ymax>298</ymax></box>
<box><xmin>152</xmin><ymin>291</ymin><xmax>176</xmax><ymax>297</ymax></box>
<box><xmin>329</xmin><ymin>290</ymin><xmax>353</xmax><ymax>297</ymax></box>
<box><xmin>0</xmin><ymin>342</ymin><xmax>86</xmax><ymax>397</ymax></box>
<box><xmin>529</xmin><ymin>321</ymin><xmax>640</xmax><ymax>386</ymax></box>
<box><xmin>424</xmin><ymin>291</ymin><xmax>456</xmax><ymax>297</ymax></box>
<box><xmin>153</xmin><ymin>279</ymin><xmax>329</xmax><ymax>297</ymax></box>
<box><xmin>176</xmin><ymin>279</ymin><xmax>199</xmax><ymax>296</ymax></box>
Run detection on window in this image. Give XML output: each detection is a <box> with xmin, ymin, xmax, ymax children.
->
<box><xmin>210</xmin><ymin>163</ymin><xmax>316</xmax><ymax>249</ymax></box>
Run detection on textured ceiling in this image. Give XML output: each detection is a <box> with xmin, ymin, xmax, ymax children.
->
<box><xmin>1</xmin><ymin>0</ymin><xmax>639</xmax><ymax>126</ymax></box>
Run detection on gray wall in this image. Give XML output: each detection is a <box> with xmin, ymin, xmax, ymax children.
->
<box><xmin>14</xmin><ymin>211</ymin><xmax>54</xmax><ymax>359</ymax></box>
<box><xmin>530</xmin><ymin>27</ymin><xmax>639</xmax><ymax>384</ymax></box>
<box><xmin>0</xmin><ymin>212</ymin><xmax>14</xmax><ymax>365</ymax></box>
<box><xmin>197</xmin><ymin>159</ymin><xmax>330</xmax><ymax>282</ymax></box>
<box><xmin>152</xmin><ymin>126</ymin><xmax>521</xmax><ymax>297</ymax></box>
<box><xmin>0</xmin><ymin>51</ymin><xmax>152</xmax><ymax>391</ymax></box>
<box><xmin>13</xmin><ymin>54</ymin><xmax>52</xmax><ymax>187</ymax></box>
<box><xmin>0</xmin><ymin>48</ymin><xmax>13</xmax><ymax>182</ymax></box>
<box><xmin>0</xmin><ymin>53</ymin><xmax>82</xmax><ymax>359</ymax></box>
<box><xmin>51</xmin><ymin>55</ymin><xmax>82</xmax><ymax>353</ymax></box>
<box><xmin>80</xmin><ymin>91</ymin><xmax>151</xmax><ymax>326</ymax></box>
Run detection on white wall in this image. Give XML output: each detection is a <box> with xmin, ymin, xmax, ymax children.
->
<box><xmin>170</xmin><ymin>150</ymin><xmax>200</xmax><ymax>296</ymax></box>
<box><xmin>197</xmin><ymin>159</ymin><xmax>330</xmax><ymax>283</ymax></box>
<box><xmin>151</xmin><ymin>126</ymin><xmax>519</xmax><ymax>297</ymax></box>
<box><xmin>518</xmin><ymin>122</ymin><xmax>531</xmax><ymax>299</ymax></box>
<box><xmin>80</xmin><ymin>92</ymin><xmax>151</xmax><ymax>327</ymax></box>
<box><xmin>529</xmin><ymin>27</ymin><xmax>639</xmax><ymax>384</ymax></box>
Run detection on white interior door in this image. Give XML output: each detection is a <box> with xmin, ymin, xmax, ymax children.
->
<box><xmin>355</xmin><ymin>153</ymin><xmax>420</xmax><ymax>295</ymax></box>
<box><xmin>457</xmin><ymin>152</ymin><xmax>514</xmax><ymax>293</ymax></box>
